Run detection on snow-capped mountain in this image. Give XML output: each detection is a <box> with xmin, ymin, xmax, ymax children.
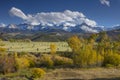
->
<box><xmin>112</xmin><ymin>25</ymin><xmax>120</xmax><ymax>30</ymax></box>
<box><xmin>70</xmin><ymin>23</ymin><xmax>104</xmax><ymax>33</ymax></box>
<box><xmin>0</xmin><ymin>7</ymin><xmax>118</xmax><ymax>33</ymax></box>
<box><xmin>7</xmin><ymin>7</ymin><xmax>103</xmax><ymax>33</ymax></box>
<box><xmin>104</xmin><ymin>25</ymin><xmax>120</xmax><ymax>31</ymax></box>
<box><xmin>1</xmin><ymin>22</ymin><xmax>120</xmax><ymax>33</ymax></box>
<box><xmin>7</xmin><ymin>24</ymin><xmax>18</xmax><ymax>29</ymax></box>
<box><xmin>0</xmin><ymin>22</ymin><xmax>105</xmax><ymax>33</ymax></box>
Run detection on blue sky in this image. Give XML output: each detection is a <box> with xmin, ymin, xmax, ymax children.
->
<box><xmin>0</xmin><ymin>0</ymin><xmax>120</xmax><ymax>27</ymax></box>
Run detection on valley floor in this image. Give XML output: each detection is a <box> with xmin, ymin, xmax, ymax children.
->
<box><xmin>42</xmin><ymin>68</ymin><xmax>120</xmax><ymax>80</ymax></box>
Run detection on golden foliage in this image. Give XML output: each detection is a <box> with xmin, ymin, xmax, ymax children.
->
<box><xmin>68</xmin><ymin>35</ymin><xmax>104</xmax><ymax>67</ymax></box>
<box><xmin>15</xmin><ymin>57</ymin><xmax>30</xmax><ymax>70</ymax></box>
<box><xmin>50</xmin><ymin>43</ymin><xmax>57</xmax><ymax>54</ymax></box>
<box><xmin>39</xmin><ymin>54</ymin><xmax>54</xmax><ymax>68</ymax></box>
<box><xmin>53</xmin><ymin>55</ymin><xmax>73</xmax><ymax>66</ymax></box>
<box><xmin>31</xmin><ymin>68</ymin><xmax>46</xmax><ymax>78</ymax></box>
<box><xmin>68</xmin><ymin>35</ymin><xmax>82</xmax><ymax>53</ymax></box>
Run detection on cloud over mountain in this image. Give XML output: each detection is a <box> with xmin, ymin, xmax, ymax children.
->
<box><xmin>10</xmin><ymin>7</ymin><xmax>27</xmax><ymax>19</ymax></box>
<box><xmin>100</xmin><ymin>0</ymin><xmax>110</xmax><ymax>7</ymax></box>
<box><xmin>0</xmin><ymin>23</ymin><xmax>6</xmax><ymax>27</ymax></box>
<box><xmin>9</xmin><ymin>7</ymin><xmax>97</xmax><ymax>27</ymax></box>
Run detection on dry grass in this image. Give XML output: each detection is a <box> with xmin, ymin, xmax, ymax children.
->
<box><xmin>41</xmin><ymin>68</ymin><xmax>120</xmax><ymax>80</ymax></box>
<box><xmin>2</xmin><ymin>41</ymin><xmax>72</xmax><ymax>52</ymax></box>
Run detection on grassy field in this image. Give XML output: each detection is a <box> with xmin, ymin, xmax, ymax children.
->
<box><xmin>1</xmin><ymin>68</ymin><xmax>120</xmax><ymax>80</ymax></box>
<box><xmin>42</xmin><ymin>68</ymin><xmax>120</xmax><ymax>80</ymax></box>
<box><xmin>1</xmin><ymin>41</ymin><xmax>72</xmax><ymax>52</ymax></box>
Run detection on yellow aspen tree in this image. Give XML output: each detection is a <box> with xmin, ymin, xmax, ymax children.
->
<box><xmin>50</xmin><ymin>43</ymin><xmax>57</xmax><ymax>55</ymax></box>
<box><xmin>68</xmin><ymin>35</ymin><xmax>82</xmax><ymax>53</ymax></box>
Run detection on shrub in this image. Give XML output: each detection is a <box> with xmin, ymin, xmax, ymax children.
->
<box><xmin>0</xmin><ymin>55</ymin><xmax>16</xmax><ymax>74</ymax></box>
<box><xmin>31</xmin><ymin>68</ymin><xmax>46</xmax><ymax>79</ymax></box>
<box><xmin>23</xmin><ymin>54</ymin><xmax>37</xmax><ymax>67</ymax></box>
<box><xmin>38</xmin><ymin>54</ymin><xmax>73</xmax><ymax>67</ymax></box>
<box><xmin>104</xmin><ymin>53</ymin><xmax>120</xmax><ymax>66</ymax></box>
<box><xmin>38</xmin><ymin>55</ymin><xmax>54</xmax><ymax>68</ymax></box>
<box><xmin>9</xmin><ymin>39</ymin><xmax>15</xmax><ymax>42</ymax></box>
<box><xmin>15</xmin><ymin>57</ymin><xmax>30</xmax><ymax>70</ymax></box>
<box><xmin>16</xmin><ymin>68</ymin><xmax>45</xmax><ymax>79</ymax></box>
<box><xmin>0</xmin><ymin>47</ymin><xmax>6</xmax><ymax>52</ymax></box>
<box><xmin>17</xmin><ymin>68</ymin><xmax>32</xmax><ymax>79</ymax></box>
<box><xmin>53</xmin><ymin>55</ymin><xmax>73</xmax><ymax>67</ymax></box>
<box><xmin>18</xmin><ymin>52</ymin><xmax>28</xmax><ymax>57</ymax></box>
<box><xmin>105</xmin><ymin>64</ymin><xmax>114</xmax><ymax>68</ymax></box>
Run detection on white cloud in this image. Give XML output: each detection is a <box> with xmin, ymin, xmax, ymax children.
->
<box><xmin>9</xmin><ymin>7</ymin><xmax>97</xmax><ymax>27</ymax></box>
<box><xmin>9</xmin><ymin>7</ymin><xmax>28</xmax><ymax>19</ymax></box>
<box><xmin>0</xmin><ymin>23</ymin><xmax>6</xmax><ymax>27</ymax></box>
<box><xmin>100</xmin><ymin>0</ymin><xmax>110</xmax><ymax>7</ymax></box>
<box><xmin>83</xmin><ymin>18</ymin><xmax>97</xmax><ymax>27</ymax></box>
<box><xmin>81</xmin><ymin>25</ymin><xmax>98</xmax><ymax>33</ymax></box>
<box><xmin>63</xmin><ymin>22</ymin><xmax>76</xmax><ymax>27</ymax></box>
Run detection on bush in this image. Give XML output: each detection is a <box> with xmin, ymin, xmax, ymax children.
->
<box><xmin>105</xmin><ymin>64</ymin><xmax>114</xmax><ymax>68</ymax></box>
<box><xmin>15</xmin><ymin>57</ymin><xmax>30</xmax><ymax>70</ymax></box>
<box><xmin>38</xmin><ymin>55</ymin><xmax>54</xmax><ymax>68</ymax></box>
<box><xmin>0</xmin><ymin>55</ymin><xmax>16</xmax><ymax>74</ymax></box>
<box><xmin>53</xmin><ymin>55</ymin><xmax>73</xmax><ymax>67</ymax></box>
<box><xmin>104</xmin><ymin>53</ymin><xmax>120</xmax><ymax>66</ymax></box>
<box><xmin>18</xmin><ymin>52</ymin><xmax>28</xmax><ymax>57</ymax></box>
<box><xmin>23</xmin><ymin>54</ymin><xmax>37</xmax><ymax>67</ymax></box>
<box><xmin>16</xmin><ymin>52</ymin><xmax>36</xmax><ymax>67</ymax></box>
<box><xmin>31</xmin><ymin>68</ymin><xmax>46</xmax><ymax>79</ymax></box>
<box><xmin>0</xmin><ymin>47</ymin><xmax>6</xmax><ymax>52</ymax></box>
<box><xmin>14</xmin><ymin>68</ymin><xmax>45</xmax><ymax>79</ymax></box>
<box><xmin>37</xmin><ymin>54</ymin><xmax>73</xmax><ymax>68</ymax></box>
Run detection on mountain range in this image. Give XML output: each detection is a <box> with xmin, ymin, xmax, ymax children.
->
<box><xmin>0</xmin><ymin>22</ymin><xmax>107</xmax><ymax>33</ymax></box>
<box><xmin>1</xmin><ymin>7</ymin><xmax>119</xmax><ymax>34</ymax></box>
<box><xmin>0</xmin><ymin>22</ymin><xmax>120</xmax><ymax>41</ymax></box>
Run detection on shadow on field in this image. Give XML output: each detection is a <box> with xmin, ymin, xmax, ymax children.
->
<box><xmin>61</xmin><ymin>77</ymin><xmax>120</xmax><ymax>80</ymax></box>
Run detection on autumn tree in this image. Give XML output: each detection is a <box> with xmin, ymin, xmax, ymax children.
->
<box><xmin>50</xmin><ymin>43</ymin><xmax>57</xmax><ymax>54</ymax></box>
<box><xmin>67</xmin><ymin>35</ymin><xmax>82</xmax><ymax>53</ymax></box>
<box><xmin>88</xmin><ymin>34</ymin><xmax>98</xmax><ymax>44</ymax></box>
<box><xmin>68</xmin><ymin>35</ymin><xmax>103</xmax><ymax>67</ymax></box>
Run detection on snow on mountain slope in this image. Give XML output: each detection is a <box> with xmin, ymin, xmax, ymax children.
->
<box><xmin>1</xmin><ymin>22</ymin><xmax>104</xmax><ymax>33</ymax></box>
